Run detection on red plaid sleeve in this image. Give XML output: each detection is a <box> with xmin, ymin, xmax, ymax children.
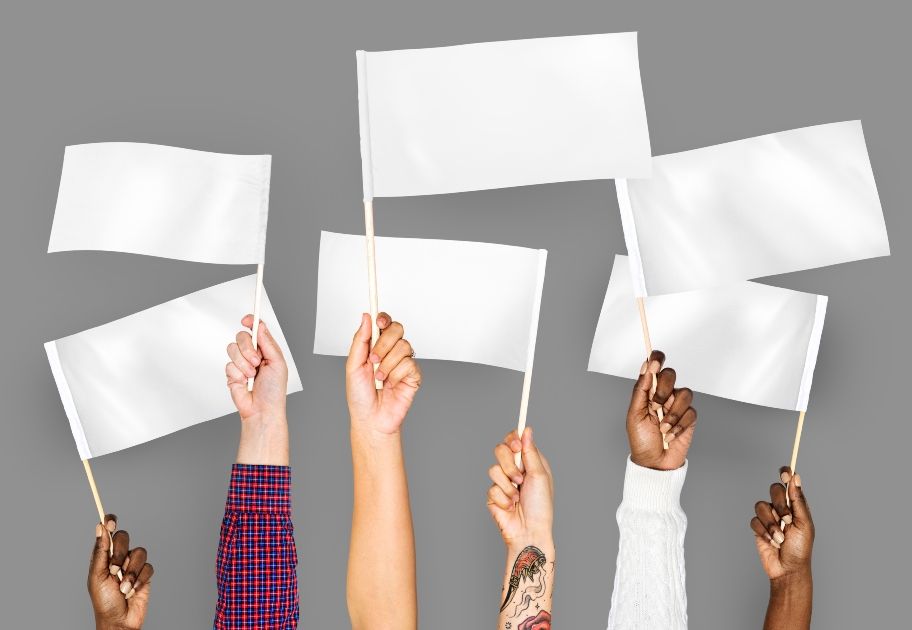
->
<box><xmin>214</xmin><ymin>464</ymin><xmax>299</xmax><ymax>629</ymax></box>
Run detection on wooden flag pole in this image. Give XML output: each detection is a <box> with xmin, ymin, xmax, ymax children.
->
<box><xmin>82</xmin><ymin>459</ymin><xmax>122</xmax><ymax>580</ymax></box>
<box><xmin>247</xmin><ymin>262</ymin><xmax>265</xmax><ymax>392</ymax></box>
<box><xmin>514</xmin><ymin>251</ymin><xmax>547</xmax><ymax>468</ymax></box>
<box><xmin>636</xmin><ymin>297</ymin><xmax>668</xmax><ymax>450</ymax></box>
<box><xmin>789</xmin><ymin>411</ymin><xmax>806</xmax><ymax>474</ymax></box>
<box><xmin>364</xmin><ymin>199</ymin><xmax>383</xmax><ymax>390</ymax></box>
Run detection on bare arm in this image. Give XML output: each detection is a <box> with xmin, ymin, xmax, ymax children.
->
<box><xmin>346</xmin><ymin>313</ymin><xmax>422</xmax><ymax>630</ymax></box>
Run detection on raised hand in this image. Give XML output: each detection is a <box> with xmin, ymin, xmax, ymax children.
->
<box><xmin>88</xmin><ymin>515</ymin><xmax>153</xmax><ymax>630</ymax></box>
<box><xmin>346</xmin><ymin>312</ymin><xmax>421</xmax><ymax>436</ymax></box>
<box><xmin>627</xmin><ymin>350</ymin><xmax>697</xmax><ymax>470</ymax></box>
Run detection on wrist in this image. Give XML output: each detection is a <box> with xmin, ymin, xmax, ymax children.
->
<box><xmin>506</xmin><ymin>536</ymin><xmax>555</xmax><ymax>558</ymax></box>
<box><xmin>237</xmin><ymin>412</ymin><xmax>289</xmax><ymax>466</ymax></box>
<box><xmin>350</xmin><ymin>420</ymin><xmax>402</xmax><ymax>446</ymax></box>
<box><xmin>770</xmin><ymin>566</ymin><xmax>813</xmax><ymax>593</ymax></box>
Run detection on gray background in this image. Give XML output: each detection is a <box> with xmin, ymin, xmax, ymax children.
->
<box><xmin>0</xmin><ymin>1</ymin><xmax>908</xmax><ymax>627</ymax></box>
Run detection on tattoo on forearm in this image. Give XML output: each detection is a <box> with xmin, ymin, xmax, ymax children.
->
<box><xmin>499</xmin><ymin>545</ymin><xmax>552</xmax><ymax>629</ymax></box>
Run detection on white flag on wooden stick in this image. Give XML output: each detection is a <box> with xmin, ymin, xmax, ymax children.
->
<box><xmin>45</xmin><ymin>275</ymin><xmax>302</xmax><ymax>459</ymax></box>
<box><xmin>617</xmin><ymin>121</ymin><xmax>889</xmax><ymax>296</ymax></box>
<box><xmin>49</xmin><ymin>142</ymin><xmax>271</xmax><ymax>264</ymax></box>
<box><xmin>357</xmin><ymin>32</ymin><xmax>651</xmax><ymax>199</ymax></box>
<box><xmin>589</xmin><ymin>256</ymin><xmax>827</xmax><ymax>412</ymax></box>
<box><xmin>314</xmin><ymin>231</ymin><xmax>547</xmax><ymax>372</ymax></box>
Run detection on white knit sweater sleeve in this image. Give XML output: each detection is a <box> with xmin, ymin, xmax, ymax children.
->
<box><xmin>607</xmin><ymin>457</ymin><xmax>688</xmax><ymax>630</ymax></box>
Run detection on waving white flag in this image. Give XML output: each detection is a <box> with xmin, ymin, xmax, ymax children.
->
<box><xmin>357</xmin><ymin>32</ymin><xmax>651</xmax><ymax>199</ymax></box>
<box><xmin>49</xmin><ymin>142</ymin><xmax>271</xmax><ymax>264</ymax></box>
<box><xmin>617</xmin><ymin>121</ymin><xmax>889</xmax><ymax>296</ymax></box>
<box><xmin>45</xmin><ymin>275</ymin><xmax>302</xmax><ymax>459</ymax></box>
<box><xmin>314</xmin><ymin>231</ymin><xmax>546</xmax><ymax>371</ymax></box>
<box><xmin>589</xmin><ymin>256</ymin><xmax>826</xmax><ymax>411</ymax></box>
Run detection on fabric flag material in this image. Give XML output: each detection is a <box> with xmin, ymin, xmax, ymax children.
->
<box><xmin>45</xmin><ymin>275</ymin><xmax>302</xmax><ymax>459</ymax></box>
<box><xmin>589</xmin><ymin>256</ymin><xmax>827</xmax><ymax>411</ymax></box>
<box><xmin>49</xmin><ymin>142</ymin><xmax>271</xmax><ymax>265</ymax></box>
<box><xmin>357</xmin><ymin>32</ymin><xmax>651</xmax><ymax>198</ymax></box>
<box><xmin>314</xmin><ymin>231</ymin><xmax>547</xmax><ymax>372</ymax></box>
<box><xmin>617</xmin><ymin>120</ymin><xmax>889</xmax><ymax>296</ymax></box>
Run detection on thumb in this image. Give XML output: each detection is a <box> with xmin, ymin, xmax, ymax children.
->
<box><xmin>520</xmin><ymin>427</ymin><xmax>546</xmax><ymax>476</ymax></box>
<box><xmin>346</xmin><ymin>314</ymin><xmax>372</xmax><ymax>373</ymax></box>
<box><xmin>629</xmin><ymin>371</ymin><xmax>652</xmax><ymax>422</ymax></box>
<box><xmin>90</xmin><ymin>523</ymin><xmax>112</xmax><ymax>582</ymax></box>
<box><xmin>788</xmin><ymin>474</ymin><xmax>812</xmax><ymax>528</ymax></box>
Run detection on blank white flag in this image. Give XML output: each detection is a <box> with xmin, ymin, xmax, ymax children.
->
<box><xmin>314</xmin><ymin>231</ymin><xmax>547</xmax><ymax>372</ymax></box>
<box><xmin>588</xmin><ymin>256</ymin><xmax>827</xmax><ymax>411</ymax></box>
<box><xmin>49</xmin><ymin>143</ymin><xmax>271</xmax><ymax>265</ymax></box>
<box><xmin>45</xmin><ymin>275</ymin><xmax>302</xmax><ymax>459</ymax></box>
<box><xmin>357</xmin><ymin>32</ymin><xmax>651</xmax><ymax>198</ymax></box>
<box><xmin>617</xmin><ymin>121</ymin><xmax>889</xmax><ymax>296</ymax></box>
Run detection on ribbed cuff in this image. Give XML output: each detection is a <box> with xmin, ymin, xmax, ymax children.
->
<box><xmin>621</xmin><ymin>457</ymin><xmax>687</xmax><ymax>512</ymax></box>
<box><xmin>225</xmin><ymin>464</ymin><xmax>291</xmax><ymax>513</ymax></box>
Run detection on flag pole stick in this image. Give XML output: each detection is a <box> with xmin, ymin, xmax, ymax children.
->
<box><xmin>636</xmin><ymin>297</ymin><xmax>668</xmax><ymax>450</ymax></box>
<box><xmin>515</xmin><ymin>251</ymin><xmax>547</xmax><ymax>468</ymax></box>
<box><xmin>247</xmin><ymin>262</ymin><xmax>265</xmax><ymax>392</ymax></box>
<box><xmin>82</xmin><ymin>459</ymin><xmax>122</xmax><ymax>579</ymax></box>
<box><xmin>789</xmin><ymin>411</ymin><xmax>806</xmax><ymax>474</ymax></box>
<box><xmin>364</xmin><ymin>199</ymin><xmax>383</xmax><ymax>390</ymax></box>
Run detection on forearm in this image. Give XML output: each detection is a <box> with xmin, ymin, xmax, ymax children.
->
<box><xmin>214</xmin><ymin>465</ymin><xmax>299</xmax><ymax>629</ymax></box>
<box><xmin>347</xmin><ymin>428</ymin><xmax>417</xmax><ymax>630</ymax></box>
<box><xmin>608</xmin><ymin>458</ymin><xmax>688</xmax><ymax>630</ymax></box>
<box><xmin>764</xmin><ymin>570</ymin><xmax>813</xmax><ymax>630</ymax></box>
<box><xmin>498</xmin><ymin>538</ymin><xmax>555</xmax><ymax>630</ymax></box>
<box><xmin>236</xmin><ymin>413</ymin><xmax>289</xmax><ymax>466</ymax></box>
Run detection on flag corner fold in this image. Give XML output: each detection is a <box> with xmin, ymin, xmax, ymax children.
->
<box><xmin>44</xmin><ymin>340</ymin><xmax>92</xmax><ymax>460</ymax></box>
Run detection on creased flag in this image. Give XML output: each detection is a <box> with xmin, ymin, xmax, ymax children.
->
<box><xmin>617</xmin><ymin>121</ymin><xmax>890</xmax><ymax>296</ymax></box>
<box><xmin>45</xmin><ymin>275</ymin><xmax>302</xmax><ymax>459</ymax></box>
<box><xmin>589</xmin><ymin>256</ymin><xmax>827</xmax><ymax>411</ymax></box>
<box><xmin>357</xmin><ymin>32</ymin><xmax>651</xmax><ymax>198</ymax></box>
<box><xmin>314</xmin><ymin>231</ymin><xmax>547</xmax><ymax>372</ymax></box>
<box><xmin>49</xmin><ymin>142</ymin><xmax>271</xmax><ymax>265</ymax></box>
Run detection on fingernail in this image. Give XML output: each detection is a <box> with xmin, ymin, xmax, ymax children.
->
<box><xmin>109</xmin><ymin>565</ymin><xmax>120</xmax><ymax>576</ymax></box>
<box><xmin>782</xmin><ymin>514</ymin><xmax>793</xmax><ymax>525</ymax></box>
<box><xmin>794</xmin><ymin>474</ymin><xmax>802</xmax><ymax>487</ymax></box>
<box><xmin>106</xmin><ymin>520</ymin><xmax>117</xmax><ymax>533</ymax></box>
<box><xmin>510</xmin><ymin>440</ymin><xmax>522</xmax><ymax>451</ymax></box>
<box><xmin>374</xmin><ymin>371</ymin><xmax>386</xmax><ymax>381</ymax></box>
<box><xmin>780</xmin><ymin>471</ymin><xmax>791</xmax><ymax>484</ymax></box>
<box><xmin>369</xmin><ymin>353</ymin><xmax>380</xmax><ymax>364</ymax></box>
<box><xmin>664</xmin><ymin>432</ymin><xmax>676</xmax><ymax>443</ymax></box>
<box><xmin>125</xmin><ymin>587</ymin><xmax>136</xmax><ymax>600</ymax></box>
<box><xmin>512</xmin><ymin>475</ymin><xmax>523</xmax><ymax>485</ymax></box>
<box><xmin>659</xmin><ymin>422</ymin><xmax>671</xmax><ymax>434</ymax></box>
<box><xmin>120</xmin><ymin>580</ymin><xmax>132</xmax><ymax>595</ymax></box>
<box><xmin>771</xmin><ymin>539</ymin><xmax>781</xmax><ymax>550</ymax></box>
<box><xmin>773</xmin><ymin>531</ymin><xmax>785</xmax><ymax>544</ymax></box>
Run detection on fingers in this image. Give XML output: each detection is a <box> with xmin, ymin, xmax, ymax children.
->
<box><xmin>750</xmin><ymin>516</ymin><xmax>780</xmax><ymax>549</ymax></box>
<box><xmin>629</xmin><ymin>351</ymin><xmax>668</xmax><ymax>422</ymax></box>
<box><xmin>129</xmin><ymin>563</ymin><xmax>154</xmax><ymax>599</ymax></box>
<box><xmin>235</xmin><ymin>329</ymin><xmax>262</xmax><ymax>371</ymax></box>
<box><xmin>653</xmin><ymin>367</ymin><xmax>677</xmax><ymax>406</ymax></box>
<box><xmin>110</xmin><ymin>530</ymin><xmax>129</xmax><ymax>577</ymax></box>
<box><xmin>226</xmin><ymin>362</ymin><xmax>249</xmax><ymax>408</ymax></box>
<box><xmin>241</xmin><ymin>315</ymin><xmax>285</xmax><ymax>364</ymax></box>
<box><xmin>494</xmin><ymin>439</ymin><xmax>524</xmax><ymax>485</ymax></box>
<box><xmin>226</xmin><ymin>340</ymin><xmax>257</xmax><ymax>379</ymax></box>
<box><xmin>376</xmin><ymin>338</ymin><xmax>413</xmax><ymax>382</ymax></box>
<box><xmin>487</xmin><ymin>484</ymin><xmax>515</xmax><ymax>511</ymax></box>
<box><xmin>660</xmin><ymin>387</ymin><xmax>693</xmax><ymax>437</ymax></box>
<box><xmin>385</xmin><ymin>357</ymin><xmax>421</xmax><ymax>389</ymax></box>
<box><xmin>120</xmin><ymin>546</ymin><xmax>147</xmax><ymax>597</ymax></box>
<box><xmin>346</xmin><ymin>313</ymin><xmax>372</xmax><ymax>372</ymax></box>
<box><xmin>770</xmin><ymin>482</ymin><xmax>792</xmax><ymax>526</ymax></box>
<box><xmin>779</xmin><ymin>466</ymin><xmax>793</xmax><ymax>485</ymax></box>
<box><xmin>376</xmin><ymin>312</ymin><xmax>392</xmax><ymax>330</ymax></box>
<box><xmin>488</xmin><ymin>465</ymin><xmax>520</xmax><ymax>506</ymax></box>
<box><xmin>370</xmin><ymin>319</ymin><xmax>404</xmax><ymax>365</ymax></box>
<box><xmin>754</xmin><ymin>500</ymin><xmax>785</xmax><ymax>546</ymax></box>
<box><xmin>787</xmin><ymin>473</ymin><xmax>812</xmax><ymax>527</ymax></box>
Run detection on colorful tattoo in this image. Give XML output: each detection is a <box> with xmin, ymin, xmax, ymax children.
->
<box><xmin>500</xmin><ymin>546</ymin><xmax>547</xmax><ymax>612</ymax></box>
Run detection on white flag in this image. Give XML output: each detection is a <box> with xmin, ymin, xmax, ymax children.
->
<box><xmin>588</xmin><ymin>256</ymin><xmax>826</xmax><ymax>411</ymax></box>
<box><xmin>314</xmin><ymin>231</ymin><xmax>547</xmax><ymax>372</ymax></box>
<box><xmin>49</xmin><ymin>142</ymin><xmax>271</xmax><ymax>265</ymax></box>
<box><xmin>617</xmin><ymin>121</ymin><xmax>889</xmax><ymax>296</ymax></box>
<box><xmin>45</xmin><ymin>275</ymin><xmax>302</xmax><ymax>459</ymax></box>
<box><xmin>357</xmin><ymin>33</ymin><xmax>651</xmax><ymax>198</ymax></box>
